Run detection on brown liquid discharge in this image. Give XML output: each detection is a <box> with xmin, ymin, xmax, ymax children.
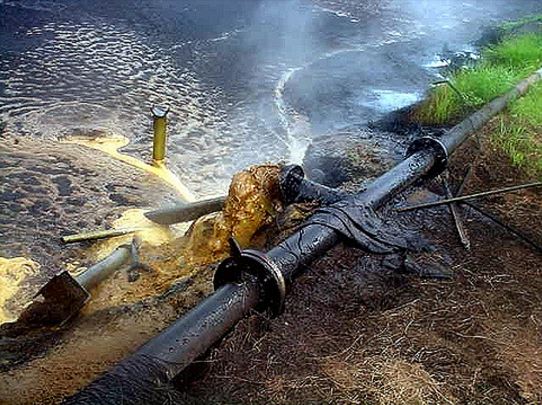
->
<box><xmin>0</xmin><ymin>258</ymin><xmax>40</xmax><ymax>324</ymax></box>
<box><xmin>62</xmin><ymin>133</ymin><xmax>196</xmax><ymax>265</ymax></box>
<box><xmin>83</xmin><ymin>164</ymin><xmax>282</xmax><ymax>314</ymax></box>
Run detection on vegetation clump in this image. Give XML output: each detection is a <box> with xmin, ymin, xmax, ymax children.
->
<box><xmin>494</xmin><ymin>83</ymin><xmax>542</xmax><ymax>176</ymax></box>
<box><xmin>414</xmin><ymin>16</ymin><xmax>542</xmax><ymax>177</ymax></box>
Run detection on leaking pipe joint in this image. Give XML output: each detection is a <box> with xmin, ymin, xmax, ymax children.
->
<box><xmin>151</xmin><ymin>105</ymin><xmax>169</xmax><ymax>162</ymax></box>
<box><xmin>279</xmin><ymin>165</ymin><xmax>348</xmax><ymax>205</ymax></box>
<box><xmin>66</xmin><ymin>68</ymin><xmax>542</xmax><ymax>404</ymax></box>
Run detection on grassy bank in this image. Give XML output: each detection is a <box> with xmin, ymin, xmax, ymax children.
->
<box><xmin>414</xmin><ymin>17</ymin><xmax>542</xmax><ymax>178</ymax></box>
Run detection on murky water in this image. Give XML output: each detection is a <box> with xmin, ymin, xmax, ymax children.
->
<box><xmin>2</xmin><ymin>0</ymin><xmax>539</xmax><ymax>186</ymax></box>
<box><xmin>1</xmin><ymin>0</ymin><xmax>540</xmax><ymax>310</ymax></box>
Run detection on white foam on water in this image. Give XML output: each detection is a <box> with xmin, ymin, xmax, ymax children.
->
<box><xmin>359</xmin><ymin>90</ymin><xmax>422</xmax><ymax>113</ymax></box>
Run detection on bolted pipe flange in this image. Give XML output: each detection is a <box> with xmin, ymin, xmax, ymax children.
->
<box><xmin>407</xmin><ymin>136</ymin><xmax>448</xmax><ymax>177</ymax></box>
<box><xmin>214</xmin><ymin>240</ymin><xmax>286</xmax><ymax>318</ymax></box>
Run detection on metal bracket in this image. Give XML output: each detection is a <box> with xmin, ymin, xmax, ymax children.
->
<box><xmin>407</xmin><ymin>136</ymin><xmax>448</xmax><ymax>177</ymax></box>
<box><xmin>214</xmin><ymin>238</ymin><xmax>286</xmax><ymax>318</ymax></box>
<box><xmin>30</xmin><ymin>271</ymin><xmax>90</xmax><ymax>325</ymax></box>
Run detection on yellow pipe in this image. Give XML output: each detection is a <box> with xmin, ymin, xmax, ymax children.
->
<box><xmin>151</xmin><ymin>105</ymin><xmax>169</xmax><ymax>162</ymax></box>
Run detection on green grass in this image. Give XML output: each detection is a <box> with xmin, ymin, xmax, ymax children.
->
<box><xmin>414</xmin><ymin>16</ymin><xmax>542</xmax><ymax>177</ymax></box>
<box><xmin>416</xmin><ymin>30</ymin><xmax>542</xmax><ymax>126</ymax></box>
<box><xmin>485</xmin><ymin>33</ymin><xmax>542</xmax><ymax>71</ymax></box>
<box><xmin>492</xmin><ymin>83</ymin><xmax>542</xmax><ymax>177</ymax></box>
<box><xmin>493</xmin><ymin>119</ymin><xmax>542</xmax><ymax>177</ymax></box>
<box><xmin>414</xmin><ymin>65</ymin><xmax>519</xmax><ymax>125</ymax></box>
<box><xmin>510</xmin><ymin>81</ymin><xmax>542</xmax><ymax>128</ymax></box>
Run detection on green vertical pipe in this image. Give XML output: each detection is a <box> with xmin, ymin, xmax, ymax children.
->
<box><xmin>151</xmin><ymin>106</ymin><xmax>169</xmax><ymax>162</ymax></box>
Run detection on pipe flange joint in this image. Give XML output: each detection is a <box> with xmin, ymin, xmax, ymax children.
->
<box><xmin>279</xmin><ymin>164</ymin><xmax>305</xmax><ymax>205</ymax></box>
<box><xmin>214</xmin><ymin>249</ymin><xmax>286</xmax><ymax>318</ymax></box>
<box><xmin>407</xmin><ymin>136</ymin><xmax>449</xmax><ymax>177</ymax></box>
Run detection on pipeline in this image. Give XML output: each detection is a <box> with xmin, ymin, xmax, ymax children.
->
<box><xmin>65</xmin><ymin>68</ymin><xmax>542</xmax><ymax>404</ymax></box>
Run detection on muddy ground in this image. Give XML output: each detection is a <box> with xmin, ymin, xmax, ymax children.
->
<box><xmin>1</xmin><ymin>119</ymin><xmax>540</xmax><ymax>404</ymax></box>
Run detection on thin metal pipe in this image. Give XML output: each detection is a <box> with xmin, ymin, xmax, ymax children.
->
<box><xmin>75</xmin><ymin>246</ymin><xmax>132</xmax><ymax>291</ymax></box>
<box><xmin>61</xmin><ymin>227</ymin><xmax>141</xmax><ymax>244</ymax></box>
<box><xmin>442</xmin><ymin>176</ymin><xmax>471</xmax><ymax>249</ymax></box>
<box><xmin>464</xmin><ymin>201</ymin><xmax>542</xmax><ymax>253</ymax></box>
<box><xmin>398</xmin><ymin>181</ymin><xmax>542</xmax><ymax>212</ymax></box>
<box><xmin>144</xmin><ymin>196</ymin><xmax>226</xmax><ymax>225</ymax></box>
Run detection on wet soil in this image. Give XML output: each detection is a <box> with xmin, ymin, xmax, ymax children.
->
<box><xmin>0</xmin><ymin>136</ymin><xmax>177</xmax><ymax>262</ymax></box>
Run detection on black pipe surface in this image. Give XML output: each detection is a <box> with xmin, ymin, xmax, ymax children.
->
<box><xmin>138</xmin><ymin>280</ymin><xmax>261</xmax><ymax>375</ymax></box>
<box><xmin>64</xmin><ymin>281</ymin><xmax>261</xmax><ymax>404</ymax></box>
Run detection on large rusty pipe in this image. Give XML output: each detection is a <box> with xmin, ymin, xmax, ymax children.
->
<box><xmin>65</xmin><ymin>150</ymin><xmax>435</xmax><ymax>404</ymax></box>
<box><xmin>67</xmin><ymin>69</ymin><xmax>542</xmax><ymax>403</ymax></box>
